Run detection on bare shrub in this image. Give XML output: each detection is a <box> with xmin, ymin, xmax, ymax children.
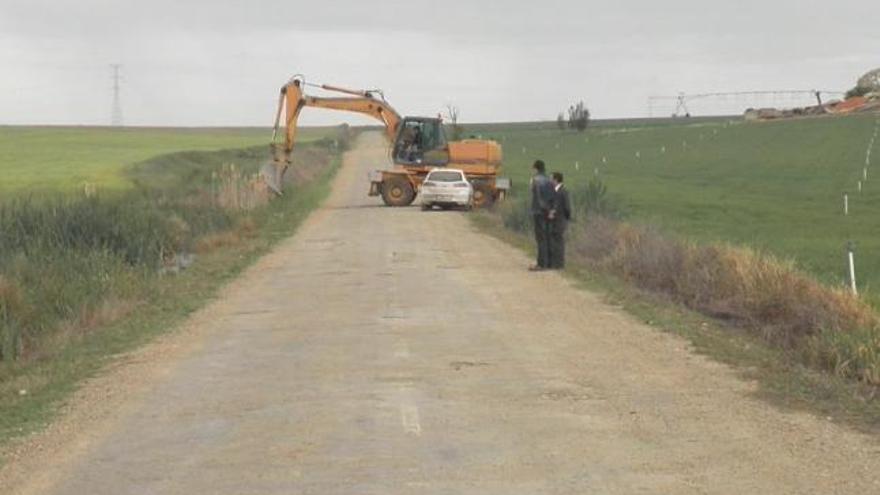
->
<box><xmin>674</xmin><ymin>244</ymin><xmax>875</xmax><ymax>347</ymax></box>
<box><xmin>558</xmin><ymin>214</ymin><xmax>880</xmax><ymax>384</ymax></box>
<box><xmin>606</xmin><ymin>224</ymin><xmax>684</xmax><ymax>294</ymax></box>
<box><xmin>498</xmin><ymin>196</ymin><xmax>532</xmax><ymax>234</ymax></box>
<box><xmin>569</xmin><ymin>215</ymin><xmax>618</xmax><ymax>263</ymax></box>
<box><xmin>570</xmin><ymin>178</ymin><xmax>624</xmax><ymax>219</ymax></box>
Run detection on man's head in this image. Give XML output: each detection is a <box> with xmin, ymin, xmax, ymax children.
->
<box><xmin>551</xmin><ymin>172</ymin><xmax>564</xmax><ymax>184</ymax></box>
<box><xmin>532</xmin><ymin>160</ymin><xmax>546</xmax><ymax>175</ymax></box>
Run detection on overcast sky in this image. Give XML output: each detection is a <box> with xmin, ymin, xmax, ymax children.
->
<box><xmin>0</xmin><ymin>0</ymin><xmax>876</xmax><ymax>126</ymax></box>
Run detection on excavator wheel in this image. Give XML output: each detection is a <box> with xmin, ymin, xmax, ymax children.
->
<box><xmin>472</xmin><ymin>183</ymin><xmax>495</xmax><ymax>208</ymax></box>
<box><xmin>381</xmin><ymin>176</ymin><xmax>416</xmax><ymax>207</ymax></box>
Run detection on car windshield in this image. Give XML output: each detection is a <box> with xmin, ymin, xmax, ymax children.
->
<box><xmin>427</xmin><ymin>171</ymin><xmax>464</xmax><ymax>182</ymax></box>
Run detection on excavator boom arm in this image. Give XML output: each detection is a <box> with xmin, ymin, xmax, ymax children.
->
<box><xmin>272</xmin><ymin>79</ymin><xmax>401</xmax><ymax>160</ymax></box>
<box><xmin>264</xmin><ymin>77</ymin><xmax>402</xmax><ymax>194</ymax></box>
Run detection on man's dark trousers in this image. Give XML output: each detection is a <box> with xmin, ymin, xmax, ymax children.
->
<box><xmin>549</xmin><ymin>216</ymin><xmax>567</xmax><ymax>269</ymax></box>
<box><xmin>533</xmin><ymin>214</ymin><xmax>551</xmax><ymax>268</ymax></box>
<box><xmin>549</xmin><ymin>182</ymin><xmax>571</xmax><ymax>269</ymax></box>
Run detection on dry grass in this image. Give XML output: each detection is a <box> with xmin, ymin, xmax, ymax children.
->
<box><xmin>47</xmin><ymin>298</ymin><xmax>141</xmax><ymax>354</ymax></box>
<box><xmin>284</xmin><ymin>147</ymin><xmax>332</xmax><ymax>187</ymax></box>
<box><xmin>72</xmin><ymin>297</ymin><xmax>140</xmax><ymax>335</ymax></box>
<box><xmin>3</xmin><ymin>273</ymin><xmax>141</xmax><ymax>363</ymax></box>
<box><xmin>212</xmin><ymin>164</ymin><xmax>271</xmax><ymax>211</ymax></box>
<box><xmin>567</xmin><ymin>215</ymin><xmax>880</xmax><ymax>385</ymax></box>
<box><xmin>805</xmin><ymin>326</ymin><xmax>880</xmax><ymax>384</ymax></box>
<box><xmin>0</xmin><ymin>276</ymin><xmax>26</xmax><ymax>361</ymax></box>
<box><xmin>194</xmin><ymin>231</ymin><xmax>242</xmax><ymax>253</ymax></box>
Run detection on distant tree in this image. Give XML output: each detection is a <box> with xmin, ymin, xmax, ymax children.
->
<box><xmin>556</xmin><ymin>112</ymin><xmax>566</xmax><ymax>130</ymax></box>
<box><xmin>445</xmin><ymin>104</ymin><xmax>463</xmax><ymax>140</ymax></box>
<box><xmin>567</xmin><ymin>101</ymin><xmax>590</xmax><ymax>131</ymax></box>
<box><xmin>845</xmin><ymin>85</ymin><xmax>871</xmax><ymax>99</ymax></box>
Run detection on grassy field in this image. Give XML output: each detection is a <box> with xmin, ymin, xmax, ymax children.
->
<box><xmin>0</xmin><ymin>126</ymin><xmax>334</xmax><ymax>193</ymax></box>
<box><xmin>474</xmin><ymin>114</ymin><xmax>880</xmax><ymax>298</ymax></box>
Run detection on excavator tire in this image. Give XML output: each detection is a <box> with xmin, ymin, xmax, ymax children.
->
<box><xmin>381</xmin><ymin>176</ymin><xmax>416</xmax><ymax>207</ymax></box>
<box><xmin>472</xmin><ymin>183</ymin><xmax>495</xmax><ymax>208</ymax></box>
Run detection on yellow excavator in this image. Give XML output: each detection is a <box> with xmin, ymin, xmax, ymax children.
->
<box><xmin>263</xmin><ymin>75</ymin><xmax>509</xmax><ymax>207</ymax></box>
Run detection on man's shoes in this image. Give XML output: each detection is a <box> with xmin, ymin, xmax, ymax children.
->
<box><xmin>528</xmin><ymin>265</ymin><xmax>546</xmax><ymax>272</ymax></box>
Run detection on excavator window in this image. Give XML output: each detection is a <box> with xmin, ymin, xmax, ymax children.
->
<box><xmin>394</xmin><ymin>119</ymin><xmax>448</xmax><ymax>165</ymax></box>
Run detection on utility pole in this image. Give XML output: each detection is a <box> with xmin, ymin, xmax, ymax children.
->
<box><xmin>110</xmin><ymin>64</ymin><xmax>123</xmax><ymax>127</ymax></box>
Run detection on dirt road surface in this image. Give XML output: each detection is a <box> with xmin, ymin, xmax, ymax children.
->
<box><xmin>3</xmin><ymin>132</ymin><xmax>878</xmax><ymax>494</ymax></box>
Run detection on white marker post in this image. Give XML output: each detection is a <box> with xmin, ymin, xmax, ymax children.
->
<box><xmin>847</xmin><ymin>242</ymin><xmax>858</xmax><ymax>295</ymax></box>
<box><xmin>864</xmin><ymin>168</ymin><xmax>868</xmax><ymax>181</ymax></box>
<box><xmin>575</xmin><ymin>161</ymin><xmax>580</xmax><ymax>171</ymax></box>
<box><xmin>858</xmin><ymin>181</ymin><xmax>862</xmax><ymax>192</ymax></box>
<box><xmin>844</xmin><ymin>193</ymin><xmax>849</xmax><ymax>216</ymax></box>
<box><xmin>602</xmin><ymin>156</ymin><xmax>607</xmax><ymax>164</ymax></box>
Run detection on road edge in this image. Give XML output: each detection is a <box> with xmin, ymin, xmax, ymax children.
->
<box><xmin>469</xmin><ymin>211</ymin><xmax>880</xmax><ymax>434</ymax></box>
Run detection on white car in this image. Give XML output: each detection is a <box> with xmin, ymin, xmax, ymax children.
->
<box><xmin>419</xmin><ymin>168</ymin><xmax>474</xmax><ymax>210</ymax></box>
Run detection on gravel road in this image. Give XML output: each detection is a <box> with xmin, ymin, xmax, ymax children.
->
<box><xmin>3</xmin><ymin>132</ymin><xmax>878</xmax><ymax>494</ymax></box>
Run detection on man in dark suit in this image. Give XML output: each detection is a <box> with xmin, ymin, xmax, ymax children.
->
<box><xmin>549</xmin><ymin>172</ymin><xmax>572</xmax><ymax>269</ymax></box>
<box><xmin>529</xmin><ymin>160</ymin><xmax>555</xmax><ymax>271</ymax></box>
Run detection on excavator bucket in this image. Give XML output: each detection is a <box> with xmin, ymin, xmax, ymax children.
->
<box><xmin>260</xmin><ymin>160</ymin><xmax>287</xmax><ymax>195</ymax></box>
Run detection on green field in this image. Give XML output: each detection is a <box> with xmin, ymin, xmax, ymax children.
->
<box><xmin>0</xmin><ymin>126</ymin><xmax>333</xmax><ymax>192</ymax></box>
<box><xmin>476</xmin><ymin>114</ymin><xmax>880</xmax><ymax>296</ymax></box>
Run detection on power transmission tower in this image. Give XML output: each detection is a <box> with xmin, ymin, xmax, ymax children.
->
<box><xmin>110</xmin><ymin>64</ymin><xmax>123</xmax><ymax>126</ymax></box>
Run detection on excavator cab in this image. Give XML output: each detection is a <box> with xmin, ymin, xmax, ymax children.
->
<box><xmin>392</xmin><ymin>117</ymin><xmax>449</xmax><ymax>166</ymax></box>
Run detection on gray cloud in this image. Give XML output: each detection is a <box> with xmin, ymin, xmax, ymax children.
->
<box><xmin>0</xmin><ymin>0</ymin><xmax>876</xmax><ymax>125</ymax></box>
